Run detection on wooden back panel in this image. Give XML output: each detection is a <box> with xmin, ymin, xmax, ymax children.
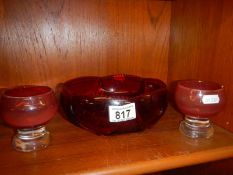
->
<box><xmin>169</xmin><ymin>0</ymin><xmax>233</xmax><ymax>131</ymax></box>
<box><xmin>2</xmin><ymin>0</ymin><xmax>233</xmax><ymax>132</ymax></box>
<box><xmin>0</xmin><ymin>0</ymin><xmax>171</xmax><ymax>88</ymax></box>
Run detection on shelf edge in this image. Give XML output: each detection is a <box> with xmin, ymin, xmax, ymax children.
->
<box><xmin>79</xmin><ymin>145</ymin><xmax>233</xmax><ymax>175</ymax></box>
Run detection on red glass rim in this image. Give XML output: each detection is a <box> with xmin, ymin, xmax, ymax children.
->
<box><xmin>3</xmin><ymin>85</ymin><xmax>53</xmax><ymax>98</ymax></box>
<box><xmin>100</xmin><ymin>74</ymin><xmax>143</xmax><ymax>95</ymax></box>
<box><xmin>177</xmin><ymin>80</ymin><xmax>224</xmax><ymax>91</ymax></box>
<box><xmin>62</xmin><ymin>75</ymin><xmax>167</xmax><ymax>97</ymax></box>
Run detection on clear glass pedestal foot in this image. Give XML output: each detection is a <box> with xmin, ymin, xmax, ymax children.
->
<box><xmin>12</xmin><ymin>126</ymin><xmax>50</xmax><ymax>152</ymax></box>
<box><xmin>179</xmin><ymin>116</ymin><xmax>214</xmax><ymax>139</ymax></box>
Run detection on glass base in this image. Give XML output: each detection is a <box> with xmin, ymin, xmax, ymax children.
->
<box><xmin>179</xmin><ymin>116</ymin><xmax>214</xmax><ymax>139</ymax></box>
<box><xmin>12</xmin><ymin>126</ymin><xmax>50</xmax><ymax>152</ymax></box>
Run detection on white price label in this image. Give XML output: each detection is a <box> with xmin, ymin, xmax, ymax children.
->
<box><xmin>109</xmin><ymin>103</ymin><xmax>136</xmax><ymax>122</ymax></box>
<box><xmin>202</xmin><ymin>95</ymin><xmax>220</xmax><ymax>104</ymax></box>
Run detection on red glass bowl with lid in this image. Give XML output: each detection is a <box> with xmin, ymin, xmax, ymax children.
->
<box><xmin>60</xmin><ymin>74</ymin><xmax>167</xmax><ymax>135</ymax></box>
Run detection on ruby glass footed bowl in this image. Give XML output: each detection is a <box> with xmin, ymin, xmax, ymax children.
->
<box><xmin>0</xmin><ymin>85</ymin><xmax>58</xmax><ymax>152</ymax></box>
<box><xmin>175</xmin><ymin>80</ymin><xmax>225</xmax><ymax>138</ymax></box>
<box><xmin>60</xmin><ymin>74</ymin><xmax>168</xmax><ymax>135</ymax></box>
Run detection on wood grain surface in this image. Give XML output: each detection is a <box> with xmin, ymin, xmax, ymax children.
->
<box><xmin>160</xmin><ymin>157</ymin><xmax>233</xmax><ymax>175</ymax></box>
<box><xmin>0</xmin><ymin>0</ymin><xmax>171</xmax><ymax>88</ymax></box>
<box><xmin>1</xmin><ymin>106</ymin><xmax>233</xmax><ymax>175</ymax></box>
<box><xmin>169</xmin><ymin>0</ymin><xmax>233</xmax><ymax>132</ymax></box>
<box><xmin>1</xmin><ymin>0</ymin><xmax>233</xmax><ymax>174</ymax></box>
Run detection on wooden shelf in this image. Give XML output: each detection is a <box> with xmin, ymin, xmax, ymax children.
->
<box><xmin>1</xmin><ymin>106</ymin><xmax>233</xmax><ymax>175</ymax></box>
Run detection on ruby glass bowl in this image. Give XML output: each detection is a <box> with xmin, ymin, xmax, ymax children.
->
<box><xmin>175</xmin><ymin>80</ymin><xmax>225</xmax><ymax>138</ymax></box>
<box><xmin>0</xmin><ymin>85</ymin><xmax>58</xmax><ymax>152</ymax></box>
<box><xmin>60</xmin><ymin>74</ymin><xmax>168</xmax><ymax>135</ymax></box>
